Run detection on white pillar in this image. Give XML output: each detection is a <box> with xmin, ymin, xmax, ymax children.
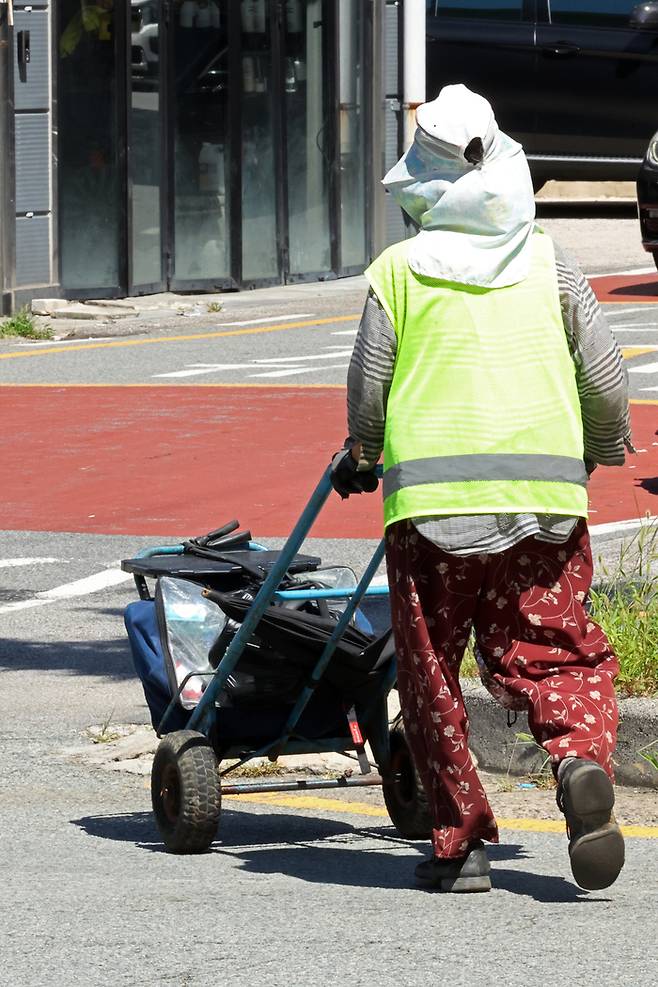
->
<box><xmin>403</xmin><ymin>0</ymin><xmax>426</xmax><ymax>150</ymax></box>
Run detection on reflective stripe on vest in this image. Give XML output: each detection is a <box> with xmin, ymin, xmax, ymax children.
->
<box><xmin>383</xmin><ymin>453</ymin><xmax>588</xmax><ymax>500</ymax></box>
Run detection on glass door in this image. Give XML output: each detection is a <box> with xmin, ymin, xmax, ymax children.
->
<box><xmin>240</xmin><ymin>0</ymin><xmax>280</xmax><ymax>283</ymax></box>
<box><xmin>129</xmin><ymin>0</ymin><xmax>165</xmax><ymax>291</ymax></box>
<box><xmin>281</xmin><ymin>0</ymin><xmax>333</xmax><ymax>280</ymax></box>
<box><xmin>169</xmin><ymin>0</ymin><xmax>233</xmax><ymax>288</ymax></box>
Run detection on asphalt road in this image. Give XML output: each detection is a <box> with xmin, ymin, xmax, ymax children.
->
<box><xmin>0</xmin><ymin>541</ymin><xmax>656</xmax><ymax>987</ymax></box>
<box><xmin>1</xmin><ymin>207</ymin><xmax>657</xmax><ymax>986</ymax></box>
<box><xmin>1</xmin><ymin>293</ymin><xmax>657</xmax><ymax>391</ymax></box>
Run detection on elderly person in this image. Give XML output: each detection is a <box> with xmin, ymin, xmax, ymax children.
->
<box><xmin>339</xmin><ymin>85</ymin><xmax>631</xmax><ymax>893</ymax></box>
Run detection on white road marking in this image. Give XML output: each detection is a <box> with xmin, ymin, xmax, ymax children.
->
<box><xmin>590</xmin><ymin>516</ymin><xmax>658</xmax><ymax>536</ymax></box>
<box><xmin>629</xmin><ymin>361</ymin><xmax>658</xmax><ymax>373</ymax></box>
<box><xmin>217</xmin><ymin>313</ymin><xmax>314</xmax><ymax>327</ymax></box>
<box><xmin>331</xmin><ymin>329</ymin><xmax>358</xmax><ymax>336</ymax></box>
<box><xmin>36</xmin><ymin>568</ymin><xmax>133</xmax><ymax>599</ymax></box>
<box><xmin>607</xmin><ymin>307</ymin><xmax>658</xmax><ymax>317</ymax></box>
<box><xmin>587</xmin><ymin>266</ymin><xmax>655</xmax><ymax>277</ymax></box>
<box><xmin>153</xmin><ymin>349</ymin><xmax>353</xmax><ymax>379</ymax></box>
<box><xmin>154</xmin><ymin>363</ymin><xmax>258</xmax><ymax>378</ymax></box>
<box><xmin>611</xmin><ymin>326</ymin><xmax>658</xmax><ymax>331</ymax></box>
<box><xmin>640</xmin><ymin>386</ymin><xmax>658</xmax><ymax>391</ymax></box>
<box><xmin>252</xmin><ymin>350</ymin><xmax>352</xmax><ymax>364</ymax></box>
<box><xmin>0</xmin><ymin>567</ymin><xmax>133</xmax><ymax>616</ymax></box>
<box><xmin>0</xmin><ymin>557</ymin><xmax>61</xmax><ymax>568</ymax></box>
<box><xmin>249</xmin><ymin>364</ymin><xmax>349</xmax><ymax>379</ymax></box>
<box><xmin>0</xmin><ymin>599</ymin><xmax>51</xmax><ymax>615</ymax></box>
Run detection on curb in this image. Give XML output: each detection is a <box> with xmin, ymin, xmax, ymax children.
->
<box><xmin>462</xmin><ymin>684</ymin><xmax>657</xmax><ymax>789</ymax></box>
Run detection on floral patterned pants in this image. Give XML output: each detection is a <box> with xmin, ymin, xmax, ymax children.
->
<box><xmin>385</xmin><ymin>519</ymin><xmax>619</xmax><ymax>859</ymax></box>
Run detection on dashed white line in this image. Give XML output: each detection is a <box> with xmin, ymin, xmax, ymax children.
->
<box><xmin>217</xmin><ymin>313</ymin><xmax>315</xmax><ymax>327</ymax></box>
<box><xmin>249</xmin><ymin>364</ymin><xmax>349</xmax><ymax>379</ymax></box>
<box><xmin>629</xmin><ymin>361</ymin><xmax>658</xmax><ymax>374</ymax></box>
<box><xmin>0</xmin><ymin>567</ymin><xmax>133</xmax><ymax>615</ymax></box>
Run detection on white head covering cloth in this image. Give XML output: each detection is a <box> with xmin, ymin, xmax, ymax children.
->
<box><xmin>383</xmin><ymin>85</ymin><xmax>536</xmax><ymax>288</ymax></box>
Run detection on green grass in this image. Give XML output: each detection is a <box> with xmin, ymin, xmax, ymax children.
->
<box><xmin>590</xmin><ymin>519</ymin><xmax>658</xmax><ymax>696</ymax></box>
<box><xmin>459</xmin><ymin>519</ymin><xmax>658</xmax><ymax>696</ymax></box>
<box><xmin>0</xmin><ymin>306</ymin><xmax>53</xmax><ymax>340</ymax></box>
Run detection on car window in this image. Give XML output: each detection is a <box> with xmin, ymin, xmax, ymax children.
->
<box><xmin>426</xmin><ymin>1</ymin><xmax>524</xmax><ymax>20</ymax></box>
<box><xmin>548</xmin><ymin>1</ymin><xmax>642</xmax><ymax>28</ymax></box>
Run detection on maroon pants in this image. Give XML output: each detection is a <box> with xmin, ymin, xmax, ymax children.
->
<box><xmin>385</xmin><ymin>519</ymin><xmax>619</xmax><ymax>859</ymax></box>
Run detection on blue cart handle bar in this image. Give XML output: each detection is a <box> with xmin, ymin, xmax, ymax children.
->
<box><xmin>186</xmin><ymin>463</ymin><xmax>384</xmax><ymax>734</ymax></box>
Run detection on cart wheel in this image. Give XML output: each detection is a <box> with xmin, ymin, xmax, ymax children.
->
<box><xmin>151</xmin><ymin>730</ymin><xmax>221</xmax><ymax>853</ymax></box>
<box><xmin>382</xmin><ymin>718</ymin><xmax>433</xmax><ymax>840</ymax></box>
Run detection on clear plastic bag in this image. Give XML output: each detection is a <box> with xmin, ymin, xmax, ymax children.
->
<box><xmin>156</xmin><ymin>577</ymin><xmax>227</xmax><ymax>709</ymax></box>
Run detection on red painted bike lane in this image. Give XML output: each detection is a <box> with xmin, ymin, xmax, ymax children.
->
<box><xmin>2</xmin><ymin>385</ymin><xmax>656</xmax><ymax>537</ymax></box>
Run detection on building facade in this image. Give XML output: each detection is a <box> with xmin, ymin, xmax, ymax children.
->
<box><xmin>0</xmin><ymin>0</ymin><xmax>407</xmax><ymax>312</ymax></box>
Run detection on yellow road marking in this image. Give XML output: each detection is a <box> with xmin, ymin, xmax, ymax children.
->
<box><xmin>0</xmin><ymin>314</ymin><xmax>360</xmax><ymax>361</ymax></box>
<box><xmin>225</xmin><ymin>792</ymin><xmax>658</xmax><ymax>838</ymax></box>
<box><xmin>622</xmin><ymin>346</ymin><xmax>658</xmax><ymax>359</ymax></box>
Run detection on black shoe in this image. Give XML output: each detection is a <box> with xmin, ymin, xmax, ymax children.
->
<box><xmin>557</xmin><ymin>758</ymin><xmax>625</xmax><ymax>891</ymax></box>
<box><xmin>414</xmin><ymin>841</ymin><xmax>491</xmax><ymax>893</ymax></box>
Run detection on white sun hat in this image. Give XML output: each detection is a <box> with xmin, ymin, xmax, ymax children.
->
<box><xmin>383</xmin><ymin>84</ymin><xmax>536</xmax><ymax>288</ymax></box>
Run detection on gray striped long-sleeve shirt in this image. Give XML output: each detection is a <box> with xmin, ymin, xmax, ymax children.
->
<box><xmin>346</xmin><ymin>238</ymin><xmax>633</xmax><ymax>556</ymax></box>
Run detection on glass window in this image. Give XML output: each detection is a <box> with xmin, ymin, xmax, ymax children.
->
<box><xmin>427</xmin><ymin>1</ymin><xmax>524</xmax><ymax>19</ymax></box>
<box><xmin>338</xmin><ymin>0</ymin><xmax>368</xmax><ymax>270</ymax></box>
<box><xmin>131</xmin><ymin>0</ymin><xmax>162</xmax><ymax>287</ymax></box>
<box><xmin>548</xmin><ymin>2</ymin><xmax>639</xmax><ymax>28</ymax></box>
<box><xmin>172</xmin><ymin>0</ymin><xmax>229</xmax><ymax>283</ymax></box>
<box><xmin>58</xmin><ymin>0</ymin><xmax>120</xmax><ymax>289</ymax></box>
<box><xmin>284</xmin><ymin>0</ymin><xmax>332</xmax><ymax>276</ymax></box>
<box><xmin>241</xmin><ymin>3</ymin><xmax>279</xmax><ymax>282</ymax></box>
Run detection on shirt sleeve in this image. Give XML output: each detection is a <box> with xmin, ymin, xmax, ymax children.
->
<box><xmin>346</xmin><ymin>289</ymin><xmax>397</xmax><ymax>469</ymax></box>
<box><xmin>553</xmin><ymin>241</ymin><xmax>634</xmax><ymax>466</ymax></box>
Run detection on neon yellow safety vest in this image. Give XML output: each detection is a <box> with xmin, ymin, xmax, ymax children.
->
<box><xmin>365</xmin><ymin>230</ymin><xmax>588</xmax><ymax>529</ymax></box>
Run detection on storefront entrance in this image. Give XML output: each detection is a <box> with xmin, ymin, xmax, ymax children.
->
<box><xmin>57</xmin><ymin>1</ymin><xmax>372</xmax><ymax>296</ymax></box>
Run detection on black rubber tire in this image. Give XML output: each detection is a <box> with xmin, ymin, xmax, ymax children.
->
<box><xmin>151</xmin><ymin>730</ymin><xmax>221</xmax><ymax>853</ymax></box>
<box><xmin>382</xmin><ymin>717</ymin><xmax>433</xmax><ymax>840</ymax></box>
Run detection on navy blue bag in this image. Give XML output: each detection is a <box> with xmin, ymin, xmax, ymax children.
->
<box><xmin>124</xmin><ymin>600</ymin><xmax>189</xmax><ymax>731</ymax></box>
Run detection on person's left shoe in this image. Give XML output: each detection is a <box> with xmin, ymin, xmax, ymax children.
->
<box><xmin>414</xmin><ymin>841</ymin><xmax>491</xmax><ymax>893</ymax></box>
<box><xmin>557</xmin><ymin>757</ymin><xmax>625</xmax><ymax>891</ymax></box>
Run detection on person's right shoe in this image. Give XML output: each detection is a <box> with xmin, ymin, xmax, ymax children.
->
<box><xmin>414</xmin><ymin>841</ymin><xmax>492</xmax><ymax>893</ymax></box>
<box><xmin>557</xmin><ymin>758</ymin><xmax>625</xmax><ymax>891</ymax></box>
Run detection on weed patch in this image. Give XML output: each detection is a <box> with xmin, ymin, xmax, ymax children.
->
<box><xmin>0</xmin><ymin>306</ymin><xmax>53</xmax><ymax>340</ymax></box>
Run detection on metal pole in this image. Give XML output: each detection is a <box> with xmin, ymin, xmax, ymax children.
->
<box><xmin>402</xmin><ymin>0</ymin><xmax>426</xmax><ymax>151</ymax></box>
<box><xmin>0</xmin><ymin>0</ymin><xmax>14</xmax><ymax>314</ymax></box>
<box><xmin>369</xmin><ymin>0</ymin><xmax>386</xmax><ymax>258</ymax></box>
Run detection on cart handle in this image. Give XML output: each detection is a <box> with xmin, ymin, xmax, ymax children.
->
<box><xmin>187</xmin><ymin>466</ymin><xmax>338</xmax><ymax>733</ymax></box>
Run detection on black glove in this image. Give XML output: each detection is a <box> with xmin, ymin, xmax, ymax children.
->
<box><xmin>330</xmin><ymin>447</ymin><xmax>379</xmax><ymax>499</ymax></box>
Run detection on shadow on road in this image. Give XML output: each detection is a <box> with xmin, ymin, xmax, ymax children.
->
<box><xmin>0</xmin><ymin>634</ymin><xmax>134</xmax><ymax>678</ymax></box>
<box><xmin>68</xmin><ymin>807</ymin><xmax>605</xmax><ymax>901</ymax></box>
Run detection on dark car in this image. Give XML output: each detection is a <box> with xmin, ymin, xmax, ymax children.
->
<box><xmin>426</xmin><ymin>1</ymin><xmax>658</xmax><ymax>187</ymax></box>
<box><xmin>637</xmin><ymin>131</ymin><xmax>658</xmax><ymax>269</ymax></box>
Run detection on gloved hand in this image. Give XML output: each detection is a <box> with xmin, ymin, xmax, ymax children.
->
<box><xmin>330</xmin><ymin>446</ymin><xmax>379</xmax><ymax>499</ymax></box>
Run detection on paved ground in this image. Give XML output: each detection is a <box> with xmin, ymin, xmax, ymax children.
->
<box><xmin>1</xmin><ymin>201</ymin><xmax>657</xmax><ymax>986</ymax></box>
